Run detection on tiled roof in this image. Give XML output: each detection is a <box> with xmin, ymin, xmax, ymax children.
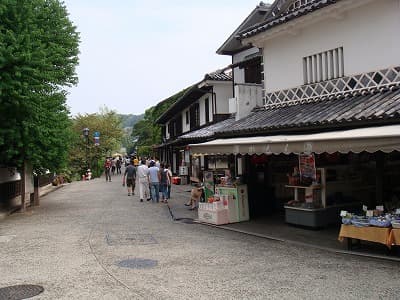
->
<box><xmin>204</xmin><ymin>71</ymin><xmax>232</xmax><ymax>81</ymax></box>
<box><xmin>178</xmin><ymin>117</ymin><xmax>236</xmax><ymax>140</ymax></box>
<box><xmin>216</xmin><ymin>87</ymin><xmax>400</xmax><ymax>135</ymax></box>
<box><xmin>240</xmin><ymin>0</ymin><xmax>339</xmax><ymax>39</ymax></box>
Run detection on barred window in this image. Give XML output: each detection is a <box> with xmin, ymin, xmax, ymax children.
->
<box><xmin>303</xmin><ymin>47</ymin><xmax>344</xmax><ymax>84</ymax></box>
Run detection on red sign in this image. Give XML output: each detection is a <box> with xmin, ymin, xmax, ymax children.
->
<box><xmin>298</xmin><ymin>153</ymin><xmax>316</xmax><ymax>180</ymax></box>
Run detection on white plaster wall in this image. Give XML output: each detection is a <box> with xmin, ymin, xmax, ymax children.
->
<box><xmin>208</xmin><ymin>93</ymin><xmax>214</xmax><ymax>123</ymax></box>
<box><xmin>214</xmin><ymin>83</ymin><xmax>233</xmax><ymax>114</ymax></box>
<box><xmin>182</xmin><ymin>109</ymin><xmax>190</xmax><ymax>133</ymax></box>
<box><xmin>262</xmin><ymin>0</ymin><xmax>400</xmax><ymax>92</ymax></box>
<box><xmin>233</xmin><ymin>66</ymin><xmax>244</xmax><ymax>85</ymax></box>
<box><xmin>234</xmin><ymin>84</ymin><xmax>263</xmax><ymax>120</ymax></box>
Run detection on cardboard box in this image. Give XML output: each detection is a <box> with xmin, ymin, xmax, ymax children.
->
<box><xmin>198</xmin><ymin>209</ymin><xmax>229</xmax><ymax>225</ymax></box>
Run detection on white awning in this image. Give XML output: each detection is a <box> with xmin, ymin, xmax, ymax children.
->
<box><xmin>190</xmin><ymin>125</ymin><xmax>400</xmax><ymax>155</ymax></box>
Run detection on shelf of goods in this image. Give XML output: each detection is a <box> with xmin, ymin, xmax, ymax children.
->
<box><xmin>284</xmin><ymin>168</ymin><xmax>361</xmax><ymax>228</ymax></box>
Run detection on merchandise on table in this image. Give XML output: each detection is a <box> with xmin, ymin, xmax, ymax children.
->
<box><xmin>340</xmin><ymin>207</ymin><xmax>400</xmax><ymax>229</ymax></box>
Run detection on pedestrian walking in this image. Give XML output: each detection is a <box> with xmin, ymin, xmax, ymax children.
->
<box><xmin>116</xmin><ymin>158</ymin><xmax>122</xmax><ymax>174</ymax></box>
<box><xmin>111</xmin><ymin>158</ymin><xmax>116</xmax><ymax>175</ymax></box>
<box><xmin>148</xmin><ymin>161</ymin><xmax>160</xmax><ymax>203</ymax></box>
<box><xmin>159</xmin><ymin>163</ymin><xmax>170</xmax><ymax>203</ymax></box>
<box><xmin>122</xmin><ymin>160</ymin><xmax>136</xmax><ymax>197</ymax></box>
<box><xmin>104</xmin><ymin>157</ymin><xmax>112</xmax><ymax>182</ymax></box>
<box><xmin>165</xmin><ymin>163</ymin><xmax>172</xmax><ymax>199</ymax></box>
<box><xmin>137</xmin><ymin>159</ymin><xmax>150</xmax><ymax>202</ymax></box>
<box><xmin>133</xmin><ymin>156</ymin><xmax>139</xmax><ymax>167</ymax></box>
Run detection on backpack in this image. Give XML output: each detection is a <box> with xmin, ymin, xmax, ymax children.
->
<box><xmin>160</xmin><ymin>169</ymin><xmax>168</xmax><ymax>184</ymax></box>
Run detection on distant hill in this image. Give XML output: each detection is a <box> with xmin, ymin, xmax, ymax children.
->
<box><xmin>119</xmin><ymin>114</ymin><xmax>144</xmax><ymax>128</ymax></box>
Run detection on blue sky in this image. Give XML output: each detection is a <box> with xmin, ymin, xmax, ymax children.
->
<box><xmin>63</xmin><ymin>0</ymin><xmax>260</xmax><ymax>116</ymax></box>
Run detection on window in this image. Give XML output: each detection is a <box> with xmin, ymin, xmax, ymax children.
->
<box><xmin>303</xmin><ymin>47</ymin><xmax>344</xmax><ymax>84</ymax></box>
<box><xmin>190</xmin><ymin>103</ymin><xmax>200</xmax><ymax>129</ymax></box>
<box><xmin>240</xmin><ymin>57</ymin><xmax>263</xmax><ymax>84</ymax></box>
<box><xmin>185</xmin><ymin>111</ymin><xmax>189</xmax><ymax>125</ymax></box>
<box><xmin>205</xmin><ymin>98</ymin><xmax>209</xmax><ymax>123</ymax></box>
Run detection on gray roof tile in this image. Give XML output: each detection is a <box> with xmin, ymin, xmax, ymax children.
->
<box><xmin>240</xmin><ymin>0</ymin><xmax>339</xmax><ymax>39</ymax></box>
<box><xmin>179</xmin><ymin>117</ymin><xmax>236</xmax><ymax>140</ymax></box>
<box><xmin>216</xmin><ymin>87</ymin><xmax>400</xmax><ymax>135</ymax></box>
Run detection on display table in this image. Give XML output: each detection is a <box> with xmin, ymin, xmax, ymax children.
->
<box><xmin>388</xmin><ymin>228</ymin><xmax>400</xmax><ymax>246</ymax></box>
<box><xmin>338</xmin><ymin>225</ymin><xmax>392</xmax><ymax>249</ymax></box>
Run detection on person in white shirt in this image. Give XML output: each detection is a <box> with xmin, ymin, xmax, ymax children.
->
<box><xmin>148</xmin><ymin>161</ymin><xmax>160</xmax><ymax>203</ymax></box>
<box><xmin>137</xmin><ymin>159</ymin><xmax>150</xmax><ymax>201</ymax></box>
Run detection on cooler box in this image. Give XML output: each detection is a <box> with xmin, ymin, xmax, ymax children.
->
<box><xmin>198</xmin><ymin>209</ymin><xmax>229</xmax><ymax>225</ymax></box>
<box><xmin>215</xmin><ymin>185</ymin><xmax>249</xmax><ymax>223</ymax></box>
<box><xmin>172</xmin><ymin>177</ymin><xmax>181</xmax><ymax>185</ymax></box>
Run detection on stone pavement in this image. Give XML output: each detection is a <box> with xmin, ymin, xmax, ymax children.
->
<box><xmin>1</xmin><ymin>176</ymin><xmax>400</xmax><ymax>299</ymax></box>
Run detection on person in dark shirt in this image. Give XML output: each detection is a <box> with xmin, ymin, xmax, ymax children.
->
<box><xmin>123</xmin><ymin>160</ymin><xmax>137</xmax><ymax>197</ymax></box>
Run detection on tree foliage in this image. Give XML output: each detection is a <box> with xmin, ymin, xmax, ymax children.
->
<box><xmin>0</xmin><ymin>0</ymin><xmax>80</xmax><ymax>172</ymax></box>
<box><xmin>119</xmin><ymin>113</ymin><xmax>144</xmax><ymax>128</ymax></box>
<box><xmin>69</xmin><ymin>109</ymin><xmax>124</xmax><ymax>178</ymax></box>
<box><xmin>132</xmin><ymin>87</ymin><xmax>190</xmax><ymax>156</ymax></box>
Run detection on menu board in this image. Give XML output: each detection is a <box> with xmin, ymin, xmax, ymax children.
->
<box><xmin>299</xmin><ymin>153</ymin><xmax>316</xmax><ymax>180</ymax></box>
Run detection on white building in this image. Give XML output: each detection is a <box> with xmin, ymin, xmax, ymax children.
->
<box><xmin>191</xmin><ymin>0</ymin><xmax>400</xmax><ymax>224</ymax></box>
<box><xmin>156</xmin><ymin>69</ymin><xmax>233</xmax><ymax>179</ymax></box>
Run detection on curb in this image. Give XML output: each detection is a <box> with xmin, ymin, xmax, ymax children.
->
<box><xmin>39</xmin><ymin>183</ymin><xmax>66</xmax><ymax>198</ymax></box>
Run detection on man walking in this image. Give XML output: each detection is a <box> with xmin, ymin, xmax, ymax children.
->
<box><xmin>137</xmin><ymin>159</ymin><xmax>150</xmax><ymax>202</ymax></box>
<box><xmin>122</xmin><ymin>160</ymin><xmax>136</xmax><ymax>197</ymax></box>
<box><xmin>148</xmin><ymin>161</ymin><xmax>160</xmax><ymax>203</ymax></box>
<box><xmin>104</xmin><ymin>157</ymin><xmax>112</xmax><ymax>182</ymax></box>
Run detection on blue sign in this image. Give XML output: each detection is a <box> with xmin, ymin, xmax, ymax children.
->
<box><xmin>93</xmin><ymin>131</ymin><xmax>100</xmax><ymax>137</ymax></box>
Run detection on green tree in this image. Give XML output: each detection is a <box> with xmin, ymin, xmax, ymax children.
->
<box><xmin>132</xmin><ymin>87</ymin><xmax>190</xmax><ymax>156</ymax></box>
<box><xmin>0</xmin><ymin>0</ymin><xmax>80</xmax><ymax>172</ymax></box>
<box><xmin>69</xmin><ymin>109</ymin><xmax>124</xmax><ymax>178</ymax></box>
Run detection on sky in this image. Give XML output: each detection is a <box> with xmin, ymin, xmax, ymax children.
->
<box><xmin>63</xmin><ymin>0</ymin><xmax>261</xmax><ymax>116</ymax></box>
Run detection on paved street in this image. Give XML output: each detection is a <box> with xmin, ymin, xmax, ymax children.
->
<box><xmin>1</xmin><ymin>176</ymin><xmax>399</xmax><ymax>299</ymax></box>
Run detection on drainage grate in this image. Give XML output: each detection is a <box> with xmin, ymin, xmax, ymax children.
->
<box><xmin>117</xmin><ymin>258</ymin><xmax>158</xmax><ymax>269</ymax></box>
<box><xmin>175</xmin><ymin>218</ymin><xmax>195</xmax><ymax>224</ymax></box>
<box><xmin>0</xmin><ymin>284</ymin><xmax>44</xmax><ymax>300</ymax></box>
<box><xmin>105</xmin><ymin>233</ymin><xmax>158</xmax><ymax>246</ymax></box>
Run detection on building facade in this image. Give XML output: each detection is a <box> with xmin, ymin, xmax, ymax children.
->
<box><xmin>191</xmin><ymin>0</ymin><xmax>400</xmax><ymax>223</ymax></box>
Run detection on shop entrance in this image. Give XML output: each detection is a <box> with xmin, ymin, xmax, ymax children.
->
<box><xmin>246</xmin><ymin>154</ymin><xmax>277</xmax><ymax>218</ymax></box>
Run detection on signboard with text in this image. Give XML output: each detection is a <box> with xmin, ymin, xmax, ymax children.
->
<box><xmin>298</xmin><ymin>153</ymin><xmax>316</xmax><ymax>180</ymax></box>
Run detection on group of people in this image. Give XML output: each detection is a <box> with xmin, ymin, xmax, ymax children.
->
<box><xmin>120</xmin><ymin>156</ymin><xmax>172</xmax><ymax>203</ymax></box>
<box><xmin>104</xmin><ymin>156</ymin><xmax>124</xmax><ymax>181</ymax></box>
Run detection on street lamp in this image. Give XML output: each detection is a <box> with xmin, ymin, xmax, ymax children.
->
<box><xmin>82</xmin><ymin>127</ymin><xmax>90</xmax><ymax>170</ymax></box>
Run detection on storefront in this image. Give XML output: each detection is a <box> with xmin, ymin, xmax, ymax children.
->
<box><xmin>190</xmin><ymin>125</ymin><xmax>400</xmax><ymax>227</ymax></box>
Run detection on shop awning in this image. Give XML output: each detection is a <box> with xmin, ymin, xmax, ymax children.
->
<box><xmin>189</xmin><ymin>125</ymin><xmax>400</xmax><ymax>155</ymax></box>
